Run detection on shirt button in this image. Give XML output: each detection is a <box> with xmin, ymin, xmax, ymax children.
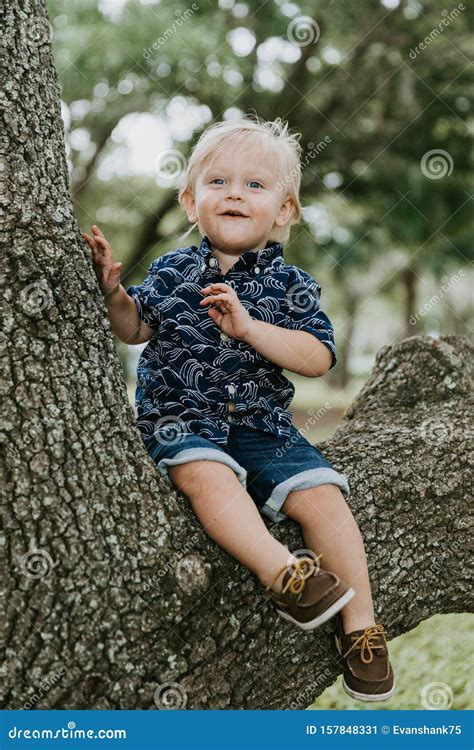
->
<box><xmin>253</xmin><ymin>266</ymin><xmax>260</xmax><ymax>274</ymax></box>
<box><xmin>220</xmin><ymin>332</ymin><xmax>230</xmax><ymax>341</ymax></box>
<box><xmin>208</xmin><ymin>257</ymin><xmax>217</xmax><ymax>268</ymax></box>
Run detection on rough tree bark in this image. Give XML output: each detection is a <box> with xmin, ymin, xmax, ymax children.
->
<box><xmin>1</xmin><ymin>0</ymin><xmax>472</xmax><ymax>710</ymax></box>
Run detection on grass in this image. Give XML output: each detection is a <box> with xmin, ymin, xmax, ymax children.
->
<box><xmin>310</xmin><ymin>613</ymin><xmax>473</xmax><ymax>710</ymax></box>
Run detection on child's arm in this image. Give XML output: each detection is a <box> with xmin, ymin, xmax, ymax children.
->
<box><xmin>242</xmin><ymin>320</ymin><xmax>333</xmax><ymax>377</ymax></box>
<box><xmin>103</xmin><ymin>285</ymin><xmax>155</xmax><ymax>345</ymax></box>
<box><xmin>83</xmin><ymin>224</ymin><xmax>155</xmax><ymax>345</ymax></box>
<box><xmin>200</xmin><ymin>280</ymin><xmax>335</xmax><ymax>378</ymax></box>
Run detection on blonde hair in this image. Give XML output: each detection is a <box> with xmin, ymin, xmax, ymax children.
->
<box><xmin>177</xmin><ymin>115</ymin><xmax>303</xmax><ymax>245</ymax></box>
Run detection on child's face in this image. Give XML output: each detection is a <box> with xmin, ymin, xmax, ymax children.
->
<box><xmin>183</xmin><ymin>147</ymin><xmax>293</xmax><ymax>253</ymax></box>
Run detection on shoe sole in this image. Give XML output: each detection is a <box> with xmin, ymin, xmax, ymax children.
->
<box><xmin>276</xmin><ymin>587</ymin><xmax>355</xmax><ymax>631</ymax></box>
<box><xmin>335</xmin><ymin>634</ymin><xmax>395</xmax><ymax>702</ymax></box>
<box><xmin>341</xmin><ymin>676</ymin><xmax>395</xmax><ymax>702</ymax></box>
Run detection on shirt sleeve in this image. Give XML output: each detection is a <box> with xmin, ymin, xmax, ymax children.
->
<box><xmin>285</xmin><ymin>266</ymin><xmax>337</xmax><ymax>370</ymax></box>
<box><xmin>125</xmin><ymin>252</ymin><xmax>175</xmax><ymax>329</ymax></box>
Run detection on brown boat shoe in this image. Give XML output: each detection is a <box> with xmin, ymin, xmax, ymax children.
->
<box><xmin>334</xmin><ymin>613</ymin><xmax>395</xmax><ymax>701</ymax></box>
<box><xmin>265</xmin><ymin>556</ymin><xmax>355</xmax><ymax>631</ymax></box>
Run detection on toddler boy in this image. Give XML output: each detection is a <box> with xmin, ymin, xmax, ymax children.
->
<box><xmin>84</xmin><ymin>116</ymin><xmax>394</xmax><ymax>702</ymax></box>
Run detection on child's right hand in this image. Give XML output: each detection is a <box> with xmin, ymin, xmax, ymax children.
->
<box><xmin>82</xmin><ymin>225</ymin><xmax>122</xmax><ymax>298</ymax></box>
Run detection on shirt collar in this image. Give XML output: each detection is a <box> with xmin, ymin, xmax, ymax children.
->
<box><xmin>197</xmin><ymin>235</ymin><xmax>283</xmax><ymax>272</ymax></box>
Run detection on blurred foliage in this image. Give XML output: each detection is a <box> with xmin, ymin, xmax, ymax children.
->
<box><xmin>48</xmin><ymin>0</ymin><xmax>473</xmax><ymax>378</ymax></box>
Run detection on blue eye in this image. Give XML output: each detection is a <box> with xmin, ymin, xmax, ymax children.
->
<box><xmin>248</xmin><ymin>180</ymin><xmax>263</xmax><ymax>189</ymax></box>
<box><xmin>211</xmin><ymin>178</ymin><xmax>225</xmax><ymax>184</ymax></box>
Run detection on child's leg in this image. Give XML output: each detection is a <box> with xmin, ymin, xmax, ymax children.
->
<box><xmin>168</xmin><ymin>459</ymin><xmax>296</xmax><ymax>591</ymax></box>
<box><xmin>281</xmin><ymin>484</ymin><xmax>376</xmax><ymax>633</ymax></box>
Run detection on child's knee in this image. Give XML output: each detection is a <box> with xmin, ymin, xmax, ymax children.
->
<box><xmin>282</xmin><ymin>482</ymin><xmax>348</xmax><ymax>521</ymax></box>
<box><xmin>168</xmin><ymin>459</ymin><xmax>239</xmax><ymax>497</ymax></box>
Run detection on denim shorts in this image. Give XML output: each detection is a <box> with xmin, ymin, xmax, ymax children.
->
<box><xmin>147</xmin><ymin>422</ymin><xmax>350</xmax><ymax>524</ymax></box>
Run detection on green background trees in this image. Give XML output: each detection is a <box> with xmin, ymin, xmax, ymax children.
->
<box><xmin>50</xmin><ymin>0</ymin><xmax>472</xmax><ymax>395</ymax></box>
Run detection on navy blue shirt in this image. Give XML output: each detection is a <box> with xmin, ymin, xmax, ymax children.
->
<box><xmin>126</xmin><ymin>235</ymin><xmax>336</xmax><ymax>451</ymax></box>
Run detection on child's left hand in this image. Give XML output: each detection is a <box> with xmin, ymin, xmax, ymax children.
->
<box><xmin>199</xmin><ymin>283</ymin><xmax>254</xmax><ymax>341</ymax></box>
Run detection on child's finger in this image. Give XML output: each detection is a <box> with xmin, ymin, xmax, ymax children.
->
<box><xmin>104</xmin><ymin>262</ymin><xmax>122</xmax><ymax>278</ymax></box>
<box><xmin>206</xmin><ymin>283</ymin><xmax>230</xmax><ymax>290</ymax></box>
<box><xmin>84</xmin><ymin>235</ymin><xmax>101</xmax><ymax>256</ymax></box>
<box><xmin>93</xmin><ymin>235</ymin><xmax>109</xmax><ymax>248</ymax></box>
<box><xmin>94</xmin><ymin>236</ymin><xmax>112</xmax><ymax>257</ymax></box>
<box><xmin>85</xmin><ymin>238</ymin><xmax>98</xmax><ymax>257</ymax></box>
<box><xmin>199</xmin><ymin>293</ymin><xmax>229</xmax><ymax>305</ymax></box>
<box><xmin>91</xmin><ymin>225</ymin><xmax>105</xmax><ymax>238</ymax></box>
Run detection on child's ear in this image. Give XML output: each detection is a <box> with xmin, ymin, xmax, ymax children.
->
<box><xmin>181</xmin><ymin>190</ymin><xmax>198</xmax><ymax>223</ymax></box>
<box><xmin>275</xmin><ymin>196</ymin><xmax>296</xmax><ymax>227</ymax></box>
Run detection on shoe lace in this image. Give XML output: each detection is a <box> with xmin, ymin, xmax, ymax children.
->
<box><xmin>343</xmin><ymin>624</ymin><xmax>388</xmax><ymax>664</ymax></box>
<box><xmin>266</xmin><ymin>555</ymin><xmax>323</xmax><ymax>597</ymax></box>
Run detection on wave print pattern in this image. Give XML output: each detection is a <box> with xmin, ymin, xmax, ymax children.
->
<box><xmin>126</xmin><ymin>237</ymin><xmax>337</xmax><ymax>446</ymax></box>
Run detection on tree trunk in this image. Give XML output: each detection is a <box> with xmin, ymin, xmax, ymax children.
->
<box><xmin>401</xmin><ymin>264</ymin><xmax>420</xmax><ymax>337</ymax></box>
<box><xmin>2</xmin><ymin>0</ymin><xmax>472</xmax><ymax>711</ymax></box>
<box><xmin>330</xmin><ymin>283</ymin><xmax>357</xmax><ymax>389</ymax></box>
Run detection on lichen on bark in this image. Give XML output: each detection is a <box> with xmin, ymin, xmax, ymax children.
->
<box><xmin>1</xmin><ymin>0</ymin><xmax>472</xmax><ymax>710</ymax></box>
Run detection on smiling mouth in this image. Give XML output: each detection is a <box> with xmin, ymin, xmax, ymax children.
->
<box><xmin>219</xmin><ymin>211</ymin><xmax>249</xmax><ymax>218</ymax></box>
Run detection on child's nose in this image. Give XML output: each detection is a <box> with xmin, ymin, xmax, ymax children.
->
<box><xmin>225</xmin><ymin>182</ymin><xmax>244</xmax><ymax>199</ymax></box>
